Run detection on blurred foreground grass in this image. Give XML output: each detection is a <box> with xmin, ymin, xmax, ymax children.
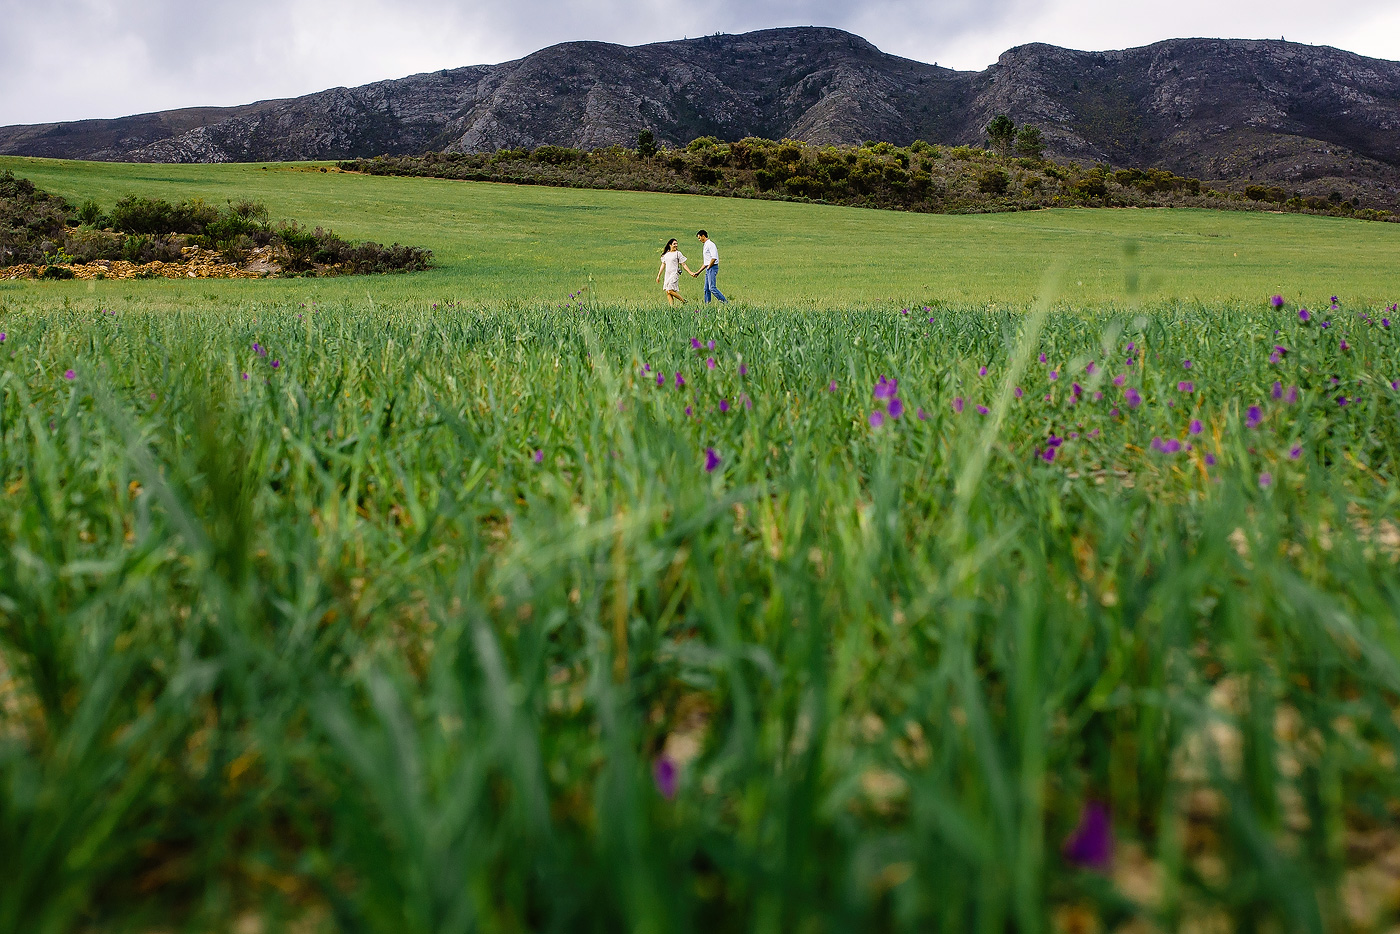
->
<box><xmin>1</xmin><ymin>295</ymin><xmax>1399</xmax><ymax>932</ymax></box>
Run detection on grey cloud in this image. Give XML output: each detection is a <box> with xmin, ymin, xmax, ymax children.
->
<box><xmin>1</xmin><ymin>0</ymin><xmax>1394</xmax><ymax>126</ymax></box>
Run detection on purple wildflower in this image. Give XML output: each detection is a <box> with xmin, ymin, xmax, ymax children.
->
<box><xmin>654</xmin><ymin>757</ymin><xmax>678</xmax><ymax>799</ymax></box>
<box><xmin>685</xmin><ymin>405</ymin><xmax>692</xmax><ymax>416</ymax></box>
<box><xmin>1383</xmin><ymin>319</ymin><xmax>1391</xmax><ymax>328</ymax></box>
<box><xmin>1205</xmin><ymin>453</ymin><xmax>1216</xmax><ymax>466</ymax></box>
<box><xmin>873</xmin><ymin>376</ymin><xmax>899</xmax><ymax>400</ymax></box>
<box><xmin>1321</xmin><ymin>321</ymin><xmax>1331</xmax><ymax>329</ymax></box>
<box><xmin>1178</xmin><ymin>381</ymin><xmax>1194</xmax><ymax>393</ymax></box>
<box><xmin>1049</xmin><ymin>370</ymin><xmax>1059</xmax><ymax>382</ymax></box>
<box><xmin>719</xmin><ymin>399</ymin><xmax>730</xmax><ymax>413</ymax></box>
<box><xmin>1085</xmin><ymin>362</ymin><xmax>1097</xmax><ymax>375</ymax></box>
<box><xmin>1286</xmin><ymin>385</ymin><xmax>1299</xmax><ymax>404</ymax></box>
<box><xmin>976</xmin><ymin>404</ymin><xmax>989</xmax><ymax>415</ymax></box>
<box><xmin>1299</xmin><ymin>308</ymin><xmax>1311</xmax><ymax>322</ymax></box>
<box><xmin>1124</xmin><ymin>387</ymin><xmax>1142</xmax><ymax>408</ymax></box>
<box><xmin>1040</xmin><ymin>447</ymin><xmax>1056</xmax><ymax>463</ymax></box>
<box><xmin>1182</xmin><ymin>359</ymin><xmax>1192</xmax><ymax>370</ymax></box>
<box><xmin>64</xmin><ymin>369</ymin><xmax>76</xmax><ymax>380</ymax></box>
<box><xmin>1272</xmin><ymin>381</ymin><xmax>1283</xmax><ymax>399</ymax></box>
<box><xmin>656</xmin><ymin>372</ymin><xmax>665</xmax><ymax>387</ymax></box>
<box><xmin>1189</xmin><ymin>419</ymin><xmax>1203</xmax><ymax>435</ymax></box>
<box><xmin>0</xmin><ymin>333</ymin><xmax>5</xmax><ymax>343</ymax></box>
<box><xmin>978</xmin><ymin>366</ymin><xmax>988</xmax><ymax>377</ymax></box>
<box><xmin>1126</xmin><ymin>342</ymin><xmax>1135</xmax><ymax>353</ymax></box>
<box><xmin>828</xmin><ymin>380</ymin><xmax>838</xmax><ymax>392</ymax></box>
<box><xmin>1339</xmin><ymin>339</ymin><xmax>1350</xmax><ymax>352</ymax></box>
<box><xmin>1337</xmin><ymin>396</ymin><xmax>1349</xmax><ymax>407</ymax></box>
<box><xmin>952</xmin><ymin>397</ymin><xmax>964</xmax><ymax>413</ymax></box>
<box><xmin>917</xmin><ymin>408</ymin><xmax>929</xmax><ymax>421</ymax></box>
<box><xmin>888</xmin><ymin>397</ymin><xmax>905</xmax><ymax>419</ymax></box>
<box><xmin>1072</xmin><ymin>382</ymin><xmax>1083</xmax><ymax>397</ymax></box>
<box><xmin>869</xmin><ymin>410</ymin><xmax>886</xmax><ymax>428</ymax></box>
<box><xmin>1014</xmin><ymin>386</ymin><xmax>1024</xmax><ymax>398</ymax></box>
<box><xmin>706</xmin><ymin>340</ymin><xmax>715</xmax><ymax>350</ymax></box>
<box><xmin>1113</xmin><ymin>374</ymin><xmax>1126</xmax><ymax>387</ymax></box>
<box><xmin>901</xmin><ymin>307</ymin><xmax>909</xmax><ymax>315</ymax></box>
<box><xmin>706</xmin><ymin>357</ymin><xmax>716</xmax><ymax>369</ymax></box>
<box><xmin>1259</xmin><ymin>472</ymin><xmax>1272</xmax><ymax>488</ymax></box>
<box><xmin>1246</xmin><ymin>405</ymin><xmax>1262</xmax><ymax>429</ymax></box>
<box><xmin>1271</xmin><ymin>295</ymin><xmax>1285</xmax><ymax>308</ymax></box>
<box><xmin>1093</xmin><ymin>391</ymin><xmax>1103</xmax><ymax>401</ymax></box>
<box><xmin>1038</xmin><ymin>353</ymin><xmax>1047</xmax><ymax>364</ymax></box>
<box><xmin>271</xmin><ymin>360</ymin><xmax>281</xmax><ymax>370</ymax></box>
<box><xmin>534</xmin><ymin>449</ymin><xmax>544</xmax><ymax>464</ymax></box>
<box><xmin>739</xmin><ymin>364</ymin><xmax>748</xmax><ymax>376</ymax></box>
<box><xmin>1110</xmin><ymin>408</ymin><xmax>1120</xmax><ymax>417</ymax></box>
<box><xmin>1048</xmin><ymin>435</ymin><xmax>1063</xmax><ymax>448</ymax></box>
<box><xmin>675</xmin><ymin>373</ymin><xmax>685</xmax><ymax>388</ymax></box>
<box><xmin>1063</xmin><ymin>803</ymin><xmax>1113</xmax><ymax>871</ymax></box>
<box><xmin>704</xmin><ymin>448</ymin><xmax>721</xmax><ymax>472</ymax></box>
<box><xmin>690</xmin><ymin>338</ymin><xmax>701</xmax><ymax>349</ymax></box>
<box><xmin>1289</xmin><ymin>444</ymin><xmax>1302</xmax><ymax>460</ymax></box>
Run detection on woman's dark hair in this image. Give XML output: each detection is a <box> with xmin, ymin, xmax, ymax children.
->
<box><xmin>664</xmin><ymin>238</ymin><xmax>678</xmax><ymax>251</ymax></box>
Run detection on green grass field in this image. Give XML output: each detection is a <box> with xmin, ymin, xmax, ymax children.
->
<box><xmin>2</xmin><ymin>159</ymin><xmax>1400</xmax><ymax>933</ymax></box>
<box><xmin>3</xmin><ymin>156</ymin><xmax>1399</xmax><ymax>309</ymax></box>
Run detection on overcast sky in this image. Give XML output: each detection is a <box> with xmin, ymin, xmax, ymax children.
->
<box><xmin>2</xmin><ymin>0</ymin><xmax>1397</xmax><ymax>126</ymax></box>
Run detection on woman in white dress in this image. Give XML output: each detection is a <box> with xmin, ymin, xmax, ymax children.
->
<box><xmin>656</xmin><ymin>238</ymin><xmax>696</xmax><ymax>306</ymax></box>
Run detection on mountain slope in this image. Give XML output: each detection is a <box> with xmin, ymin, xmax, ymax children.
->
<box><xmin>2</xmin><ymin>27</ymin><xmax>1398</xmax><ymax>201</ymax></box>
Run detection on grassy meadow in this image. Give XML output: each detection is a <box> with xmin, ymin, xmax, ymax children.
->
<box><xmin>2</xmin><ymin>159</ymin><xmax>1400</xmax><ymax>932</ymax></box>
<box><xmin>3</xmin><ymin>155</ymin><xmax>1400</xmax><ymax>308</ymax></box>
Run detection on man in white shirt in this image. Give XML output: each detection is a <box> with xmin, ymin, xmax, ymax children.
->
<box><xmin>692</xmin><ymin>230</ymin><xmax>728</xmax><ymax>304</ymax></box>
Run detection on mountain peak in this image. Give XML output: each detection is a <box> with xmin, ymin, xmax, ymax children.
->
<box><xmin>2</xmin><ymin>27</ymin><xmax>1397</xmax><ymax>205</ymax></box>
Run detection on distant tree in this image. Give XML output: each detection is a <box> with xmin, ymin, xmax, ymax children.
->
<box><xmin>1014</xmin><ymin>125</ymin><xmax>1044</xmax><ymax>161</ymax></box>
<box><xmin>637</xmin><ymin>130</ymin><xmax>657</xmax><ymax>159</ymax></box>
<box><xmin>986</xmin><ymin>115</ymin><xmax>1016</xmax><ymax>156</ymax></box>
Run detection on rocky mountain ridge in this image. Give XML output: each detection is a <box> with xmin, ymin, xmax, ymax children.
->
<box><xmin>3</xmin><ymin>28</ymin><xmax>1398</xmax><ymax>202</ymax></box>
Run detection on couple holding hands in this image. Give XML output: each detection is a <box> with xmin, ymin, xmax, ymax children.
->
<box><xmin>657</xmin><ymin>230</ymin><xmax>728</xmax><ymax>306</ymax></box>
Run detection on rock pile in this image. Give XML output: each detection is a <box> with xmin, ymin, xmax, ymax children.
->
<box><xmin>3</xmin><ymin>245</ymin><xmax>283</xmax><ymax>281</ymax></box>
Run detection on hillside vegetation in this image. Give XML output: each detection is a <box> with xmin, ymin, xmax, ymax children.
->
<box><xmin>341</xmin><ymin>135</ymin><xmax>1396</xmax><ymax>222</ymax></box>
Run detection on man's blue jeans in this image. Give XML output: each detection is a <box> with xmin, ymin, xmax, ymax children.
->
<box><xmin>703</xmin><ymin>264</ymin><xmax>727</xmax><ymax>303</ymax></box>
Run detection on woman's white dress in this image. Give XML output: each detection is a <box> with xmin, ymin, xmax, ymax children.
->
<box><xmin>662</xmin><ymin>250</ymin><xmax>687</xmax><ymax>291</ymax></box>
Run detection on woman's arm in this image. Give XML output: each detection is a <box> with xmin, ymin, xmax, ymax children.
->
<box><xmin>657</xmin><ymin>259</ymin><xmax>665</xmax><ymax>282</ymax></box>
<box><xmin>682</xmin><ymin>262</ymin><xmax>696</xmax><ymax>277</ymax></box>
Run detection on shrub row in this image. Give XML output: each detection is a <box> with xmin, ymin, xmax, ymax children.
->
<box><xmin>0</xmin><ymin>177</ymin><xmax>433</xmax><ymax>275</ymax></box>
<box><xmin>340</xmin><ymin>136</ymin><xmax>1396</xmax><ymax>222</ymax></box>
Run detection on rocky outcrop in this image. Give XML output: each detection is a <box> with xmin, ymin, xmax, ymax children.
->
<box><xmin>2</xmin><ymin>28</ymin><xmax>1398</xmax><ymax>196</ymax></box>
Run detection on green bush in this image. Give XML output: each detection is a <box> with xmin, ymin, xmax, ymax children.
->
<box><xmin>531</xmin><ymin>146</ymin><xmax>584</xmax><ymax>165</ymax></box>
<box><xmin>690</xmin><ymin>165</ymin><xmax>722</xmax><ymax>186</ymax></box>
<box><xmin>977</xmin><ymin>167</ymin><xmax>1010</xmax><ymax>195</ymax></box>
